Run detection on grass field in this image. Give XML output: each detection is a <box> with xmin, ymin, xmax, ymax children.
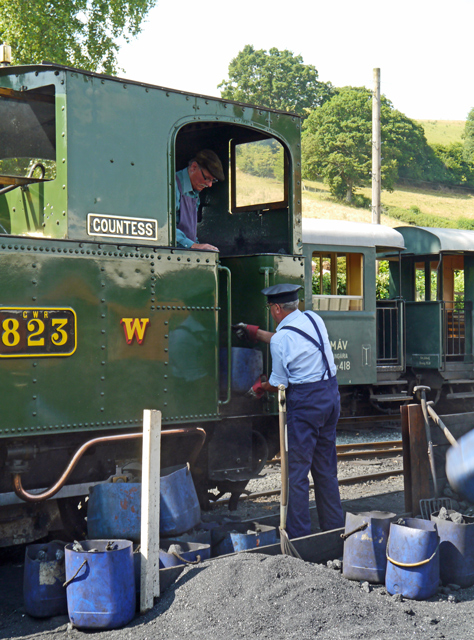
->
<box><xmin>416</xmin><ymin>119</ymin><xmax>466</xmax><ymax>146</ymax></box>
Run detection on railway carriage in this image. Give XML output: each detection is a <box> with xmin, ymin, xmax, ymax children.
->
<box><xmin>0</xmin><ymin>61</ymin><xmax>304</xmax><ymax>545</ymax></box>
<box><xmin>302</xmin><ymin>219</ymin><xmax>407</xmax><ymax>414</ymax></box>
<box><xmin>393</xmin><ymin>226</ymin><xmax>474</xmax><ymax>409</ymax></box>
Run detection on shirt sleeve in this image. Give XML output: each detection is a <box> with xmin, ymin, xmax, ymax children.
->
<box><xmin>268</xmin><ymin>337</ymin><xmax>289</xmax><ymax>388</ymax></box>
<box><xmin>175</xmin><ymin>176</ymin><xmax>196</xmax><ymax>248</ymax></box>
<box><xmin>176</xmin><ymin>228</ymin><xmax>195</xmax><ymax>249</ymax></box>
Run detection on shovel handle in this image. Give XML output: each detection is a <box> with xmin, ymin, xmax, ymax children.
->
<box><xmin>426</xmin><ymin>403</ymin><xmax>459</xmax><ymax>448</ymax></box>
<box><xmin>278</xmin><ymin>385</ymin><xmax>289</xmax><ymax>516</ymax></box>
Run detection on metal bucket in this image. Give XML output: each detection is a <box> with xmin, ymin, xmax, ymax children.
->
<box><xmin>446</xmin><ymin>429</ymin><xmax>474</xmax><ymax>502</ymax></box>
<box><xmin>219</xmin><ymin>347</ymin><xmax>263</xmax><ymax>394</ymax></box>
<box><xmin>23</xmin><ymin>541</ymin><xmax>68</xmax><ymax>618</ymax></box>
<box><xmin>342</xmin><ymin>511</ymin><xmax>395</xmax><ymax>584</ymax></box>
<box><xmin>211</xmin><ymin>522</ymin><xmax>277</xmax><ymax>557</ymax></box>
<box><xmin>87</xmin><ymin>483</ymin><xmax>141</xmax><ymax>542</ymax></box>
<box><xmin>431</xmin><ymin>510</ymin><xmax>474</xmax><ymax>588</ymax></box>
<box><xmin>386</xmin><ymin>519</ymin><xmax>439</xmax><ymax>600</ymax></box>
<box><xmin>160</xmin><ymin>464</ymin><xmax>201</xmax><ymax>536</ymax></box>
<box><xmin>65</xmin><ymin>540</ymin><xmax>135</xmax><ymax>630</ymax></box>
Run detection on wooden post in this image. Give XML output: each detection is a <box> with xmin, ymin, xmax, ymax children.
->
<box><xmin>401</xmin><ymin>404</ymin><xmax>412</xmax><ymax>514</ymax></box>
<box><xmin>372</xmin><ymin>67</ymin><xmax>381</xmax><ymax>225</ymax></box>
<box><xmin>140</xmin><ymin>409</ymin><xmax>161</xmax><ymax>613</ymax></box>
<box><xmin>406</xmin><ymin>404</ymin><xmax>431</xmax><ymax>515</ymax></box>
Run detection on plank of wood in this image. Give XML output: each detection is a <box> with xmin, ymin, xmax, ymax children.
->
<box><xmin>140</xmin><ymin>409</ymin><xmax>161</xmax><ymax>613</ymax></box>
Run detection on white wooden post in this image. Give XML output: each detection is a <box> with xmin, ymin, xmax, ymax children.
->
<box><xmin>140</xmin><ymin>409</ymin><xmax>161</xmax><ymax>613</ymax></box>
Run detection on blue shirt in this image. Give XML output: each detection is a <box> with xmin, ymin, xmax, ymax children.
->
<box><xmin>175</xmin><ymin>167</ymin><xmax>199</xmax><ymax>248</ymax></box>
<box><xmin>269</xmin><ymin>309</ymin><xmax>337</xmax><ymax>388</ymax></box>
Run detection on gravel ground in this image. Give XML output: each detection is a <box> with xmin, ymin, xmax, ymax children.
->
<box><xmin>4</xmin><ymin>427</ymin><xmax>474</xmax><ymax>640</ymax></box>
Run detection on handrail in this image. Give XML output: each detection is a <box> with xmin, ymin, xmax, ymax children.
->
<box><xmin>218</xmin><ymin>265</ymin><xmax>232</xmax><ymax>405</ymax></box>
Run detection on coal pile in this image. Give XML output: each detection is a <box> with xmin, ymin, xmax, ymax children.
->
<box><xmin>129</xmin><ymin>553</ymin><xmax>474</xmax><ymax>640</ymax></box>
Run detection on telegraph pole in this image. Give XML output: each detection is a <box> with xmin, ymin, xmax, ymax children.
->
<box><xmin>372</xmin><ymin>68</ymin><xmax>381</xmax><ymax>224</ymax></box>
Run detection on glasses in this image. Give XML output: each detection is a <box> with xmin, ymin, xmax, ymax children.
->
<box><xmin>199</xmin><ymin>165</ymin><xmax>218</xmax><ymax>185</ymax></box>
<box><xmin>265</xmin><ymin>302</ymin><xmax>276</xmax><ymax>310</ymax></box>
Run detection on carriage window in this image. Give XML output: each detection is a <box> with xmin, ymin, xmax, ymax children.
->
<box><xmin>231</xmin><ymin>138</ymin><xmax>286</xmax><ymax>211</ymax></box>
<box><xmin>312</xmin><ymin>251</ymin><xmax>363</xmax><ymax>311</ymax></box>
<box><xmin>0</xmin><ymin>85</ymin><xmax>56</xmax><ymax>184</ymax></box>
<box><xmin>415</xmin><ymin>261</ymin><xmax>438</xmax><ymax>301</ymax></box>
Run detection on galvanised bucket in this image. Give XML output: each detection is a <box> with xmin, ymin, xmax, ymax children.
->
<box><xmin>342</xmin><ymin>511</ymin><xmax>395</xmax><ymax>583</ymax></box>
<box><xmin>65</xmin><ymin>540</ymin><xmax>135</xmax><ymax>630</ymax></box>
<box><xmin>386</xmin><ymin>518</ymin><xmax>439</xmax><ymax>600</ymax></box>
<box><xmin>23</xmin><ymin>541</ymin><xmax>68</xmax><ymax>618</ymax></box>
<box><xmin>431</xmin><ymin>510</ymin><xmax>474</xmax><ymax>588</ymax></box>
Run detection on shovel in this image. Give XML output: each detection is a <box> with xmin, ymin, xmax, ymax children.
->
<box><xmin>278</xmin><ymin>385</ymin><xmax>301</xmax><ymax>559</ymax></box>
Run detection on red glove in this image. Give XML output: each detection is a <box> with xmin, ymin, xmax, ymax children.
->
<box><xmin>246</xmin><ymin>376</ymin><xmax>267</xmax><ymax>399</ymax></box>
<box><xmin>232</xmin><ymin>323</ymin><xmax>260</xmax><ymax>342</ymax></box>
<box><xmin>246</xmin><ymin>324</ymin><xmax>259</xmax><ymax>342</ymax></box>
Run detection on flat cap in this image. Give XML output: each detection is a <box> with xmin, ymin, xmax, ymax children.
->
<box><xmin>195</xmin><ymin>149</ymin><xmax>225</xmax><ymax>182</ymax></box>
<box><xmin>261</xmin><ymin>283</ymin><xmax>302</xmax><ymax>304</ymax></box>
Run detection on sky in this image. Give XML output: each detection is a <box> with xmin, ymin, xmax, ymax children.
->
<box><xmin>116</xmin><ymin>0</ymin><xmax>474</xmax><ymax>122</ymax></box>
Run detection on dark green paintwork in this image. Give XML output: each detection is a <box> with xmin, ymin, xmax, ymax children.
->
<box><xmin>0</xmin><ymin>239</ymin><xmax>220</xmax><ymax>437</ymax></box>
<box><xmin>0</xmin><ymin>64</ymin><xmax>303</xmax><ymax>441</ymax></box>
<box><xmin>405</xmin><ymin>302</ymin><xmax>442</xmax><ymax>369</ymax></box>
<box><xmin>302</xmin><ymin>242</ymin><xmax>378</xmax><ymax>386</ymax></box>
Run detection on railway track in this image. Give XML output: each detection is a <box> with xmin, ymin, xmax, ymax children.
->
<box><xmin>218</xmin><ymin>439</ymin><xmax>404</xmax><ymax>506</ymax></box>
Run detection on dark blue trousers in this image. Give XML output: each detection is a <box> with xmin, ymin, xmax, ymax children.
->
<box><xmin>286</xmin><ymin>377</ymin><xmax>344</xmax><ymax>539</ymax></box>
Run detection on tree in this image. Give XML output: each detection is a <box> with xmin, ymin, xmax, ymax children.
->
<box><xmin>463</xmin><ymin>108</ymin><xmax>474</xmax><ymax>163</ymax></box>
<box><xmin>302</xmin><ymin>87</ymin><xmax>430</xmax><ymax>203</ymax></box>
<box><xmin>0</xmin><ymin>0</ymin><xmax>156</xmax><ymax>74</ymax></box>
<box><xmin>218</xmin><ymin>45</ymin><xmax>335</xmax><ymax>116</ymax></box>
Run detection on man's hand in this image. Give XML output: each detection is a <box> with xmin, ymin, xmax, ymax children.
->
<box><xmin>231</xmin><ymin>323</ymin><xmax>260</xmax><ymax>342</ymax></box>
<box><xmin>190</xmin><ymin>243</ymin><xmax>218</xmax><ymax>251</ymax></box>
<box><xmin>246</xmin><ymin>376</ymin><xmax>267</xmax><ymax>399</ymax></box>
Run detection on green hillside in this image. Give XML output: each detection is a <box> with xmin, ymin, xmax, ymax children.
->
<box><xmin>302</xmin><ymin>178</ymin><xmax>474</xmax><ymax>229</ymax></box>
<box><xmin>416</xmin><ymin>119</ymin><xmax>466</xmax><ymax>146</ymax></box>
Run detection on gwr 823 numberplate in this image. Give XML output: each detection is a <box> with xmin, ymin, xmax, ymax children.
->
<box><xmin>0</xmin><ymin>308</ymin><xmax>77</xmax><ymax>357</ymax></box>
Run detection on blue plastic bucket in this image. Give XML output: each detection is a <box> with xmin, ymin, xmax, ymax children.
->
<box><xmin>87</xmin><ymin>483</ymin><xmax>141</xmax><ymax>542</ymax></box>
<box><xmin>212</xmin><ymin>522</ymin><xmax>277</xmax><ymax>557</ymax></box>
<box><xmin>386</xmin><ymin>519</ymin><xmax>439</xmax><ymax>600</ymax></box>
<box><xmin>159</xmin><ymin>541</ymin><xmax>211</xmax><ymax>568</ymax></box>
<box><xmin>23</xmin><ymin>541</ymin><xmax>68</xmax><ymax>618</ymax></box>
<box><xmin>160</xmin><ymin>464</ymin><xmax>201</xmax><ymax>536</ymax></box>
<box><xmin>446</xmin><ymin>430</ymin><xmax>474</xmax><ymax>502</ymax></box>
<box><xmin>431</xmin><ymin>510</ymin><xmax>474</xmax><ymax>588</ymax></box>
<box><xmin>219</xmin><ymin>347</ymin><xmax>263</xmax><ymax>394</ymax></box>
<box><xmin>342</xmin><ymin>511</ymin><xmax>395</xmax><ymax>584</ymax></box>
<box><xmin>86</xmin><ymin>463</ymin><xmax>200</xmax><ymax>540</ymax></box>
<box><xmin>65</xmin><ymin>540</ymin><xmax>135</xmax><ymax>630</ymax></box>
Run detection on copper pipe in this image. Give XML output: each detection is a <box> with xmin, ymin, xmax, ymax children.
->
<box><xmin>12</xmin><ymin>427</ymin><xmax>206</xmax><ymax>503</ymax></box>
